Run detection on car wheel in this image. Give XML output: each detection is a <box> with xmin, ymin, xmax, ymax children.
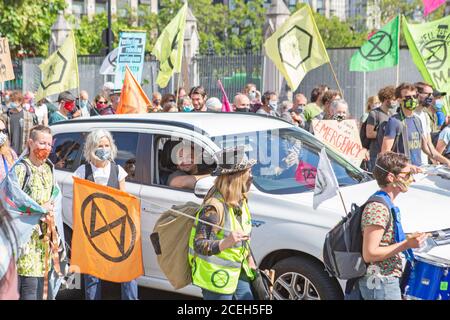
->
<box><xmin>271</xmin><ymin>256</ymin><xmax>343</xmax><ymax>300</ymax></box>
<box><xmin>56</xmin><ymin>225</ymin><xmax>84</xmax><ymax>300</ymax></box>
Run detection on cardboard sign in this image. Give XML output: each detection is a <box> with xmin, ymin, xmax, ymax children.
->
<box><xmin>312</xmin><ymin>119</ymin><xmax>366</xmax><ymax>166</ymax></box>
<box><xmin>0</xmin><ymin>38</ymin><xmax>15</xmax><ymax>82</ymax></box>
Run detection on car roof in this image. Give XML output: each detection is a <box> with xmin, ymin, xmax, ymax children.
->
<box><xmin>52</xmin><ymin>112</ymin><xmax>293</xmax><ymax>136</ymax></box>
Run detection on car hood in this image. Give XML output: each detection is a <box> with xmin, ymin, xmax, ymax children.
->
<box><xmin>254</xmin><ymin>169</ymin><xmax>450</xmax><ymax>262</ymax></box>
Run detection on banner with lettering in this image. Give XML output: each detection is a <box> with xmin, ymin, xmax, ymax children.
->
<box><xmin>312</xmin><ymin>119</ymin><xmax>366</xmax><ymax>167</ymax></box>
<box><xmin>0</xmin><ymin>38</ymin><xmax>15</xmax><ymax>82</ymax></box>
<box><xmin>114</xmin><ymin>31</ymin><xmax>147</xmax><ymax>90</ymax></box>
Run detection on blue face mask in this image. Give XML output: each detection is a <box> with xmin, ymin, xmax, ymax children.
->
<box><xmin>95</xmin><ymin>148</ymin><xmax>111</xmax><ymax>161</ymax></box>
<box><xmin>9</xmin><ymin>102</ymin><xmax>17</xmax><ymax>109</ymax></box>
<box><xmin>268</xmin><ymin>101</ymin><xmax>278</xmax><ymax>110</ymax></box>
<box><xmin>80</xmin><ymin>100</ymin><xmax>88</xmax><ymax>108</ymax></box>
<box><xmin>4</xmin><ymin>95</ymin><xmax>10</xmax><ymax>102</ymax></box>
<box><xmin>183</xmin><ymin>105</ymin><xmax>194</xmax><ymax>112</ymax></box>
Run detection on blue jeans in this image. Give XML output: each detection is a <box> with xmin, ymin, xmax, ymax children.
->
<box><xmin>202</xmin><ymin>279</ymin><xmax>254</xmax><ymax>300</ymax></box>
<box><xmin>84</xmin><ymin>275</ymin><xmax>138</xmax><ymax>300</ymax></box>
<box><xmin>18</xmin><ymin>276</ymin><xmax>43</xmax><ymax>300</ymax></box>
<box><xmin>358</xmin><ymin>275</ymin><xmax>402</xmax><ymax>300</ymax></box>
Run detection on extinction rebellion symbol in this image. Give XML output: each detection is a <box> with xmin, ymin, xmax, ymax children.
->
<box><xmin>211</xmin><ymin>270</ymin><xmax>230</xmax><ymax>288</ymax></box>
<box><xmin>420</xmin><ymin>25</ymin><xmax>449</xmax><ymax>70</ymax></box>
<box><xmin>81</xmin><ymin>193</ymin><xmax>137</xmax><ymax>263</ymax></box>
<box><xmin>359</xmin><ymin>31</ymin><xmax>393</xmax><ymax>62</ymax></box>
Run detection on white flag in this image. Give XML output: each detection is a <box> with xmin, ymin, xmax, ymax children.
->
<box><xmin>313</xmin><ymin>148</ymin><xmax>339</xmax><ymax>210</ymax></box>
<box><xmin>99</xmin><ymin>48</ymin><xmax>119</xmax><ymax>75</ymax></box>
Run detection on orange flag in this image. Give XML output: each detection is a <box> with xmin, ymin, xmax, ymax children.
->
<box><xmin>116</xmin><ymin>65</ymin><xmax>151</xmax><ymax>114</ymax></box>
<box><xmin>70</xmin><ymin>177</ymin><xmax>143</xmax><ymax>282</ymax></box>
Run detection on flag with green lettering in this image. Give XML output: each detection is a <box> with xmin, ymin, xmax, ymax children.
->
<box><xmin>350</xmin><ymin>16</ymin><xmax>399</xmax><ymax>72</ymax></box>
<box><xmin>152</xmin><ymin>2</ymin><xmax>187</xmax><ymax>88</ymax></box>
<box><xmin>403</xmin><ymin>14</ymin><xmax>450</xmax><ymax>114</ymax></box>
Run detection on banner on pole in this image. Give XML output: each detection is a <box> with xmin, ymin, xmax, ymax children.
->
<box><xmin>312</xmin><ymin>119</ymin><xmax>366</xmax><ymax>167</ymax></box>
<box><xmin>114</xmin><ymin>31</ymin><xmax>147</xmax><ymax>90</ymax></box>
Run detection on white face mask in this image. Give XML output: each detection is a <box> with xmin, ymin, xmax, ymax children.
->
<box><xmin>0</xmin><ymin>132</ymin><xmax>7</xmax><ymax>146</ymax></box>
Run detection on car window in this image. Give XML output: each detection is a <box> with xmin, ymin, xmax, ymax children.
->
<box><xmin>154</xmin><ymin>135</ymin><xmax>215</xmax><ymax>188</ymax></box>
<box><xmin>50</xmin><ymin>132</ymin><xmax>84</xmax><ymax>172</ymax></box>
<box><xmin>80</xmin><ymin>131</ymin><xmax>140</xmax><ymax>183</ymax></box>
<box><xmin>212</xmin><ymin>128</ymin><xmax>370</xmax><ymax>195</ymax></box>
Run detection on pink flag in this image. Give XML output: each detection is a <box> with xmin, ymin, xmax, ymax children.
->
<box><xmin>217</xmin><ymin>80</ymin><xmax>233</xmax><ymax>112</ymax></box>
<box><xmin>423</xmin><ymin>0</ymin><xmax>445</xmax><ymax>16</ymax></box>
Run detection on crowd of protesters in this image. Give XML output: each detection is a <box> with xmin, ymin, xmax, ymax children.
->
<box><xmin>0</xmin><ymin>78</ymin><xmax>449</xmax><ymax>301</ymax></box>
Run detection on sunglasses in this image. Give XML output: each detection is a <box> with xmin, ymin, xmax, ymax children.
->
<box><xmin>97</xmin><ymin>101</ymin><xmax>107</xmax><ymax>104</ymax></box>
<box><xmin>403</xmin><ymin>95</ymin><xmax>418</xmax><ymax>100</ymax></box>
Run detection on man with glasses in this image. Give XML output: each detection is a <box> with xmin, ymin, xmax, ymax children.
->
<box><xmin>381</xmin><ymin>83</ymin><xmax>450</xmax><ymax>168</ymax></box>
<box><xmin>414</xmin><ymin>82</ymin><xmax>434</xmax><ymax>164</ymax></box>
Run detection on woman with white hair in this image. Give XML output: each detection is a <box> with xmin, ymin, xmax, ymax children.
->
<box><xmin>73</xmin><ymin>129</ymin><xmax>138</xmax><ymax>300</ymax></box>
<box><xmin>330</xmin><ymin>99</ymin><xmax>350</xmax><ymax>122</ymax></box>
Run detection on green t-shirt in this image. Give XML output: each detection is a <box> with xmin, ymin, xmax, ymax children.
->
<box><xmin>303</xmin><ymin>103</ymin><xmax>322</xmax><ymax>121</ymax></box>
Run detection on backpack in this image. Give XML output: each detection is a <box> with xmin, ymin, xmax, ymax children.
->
<box><xmin>323</xmin><ymin>194</ymin><xmax>392</xmax><ymax>281</ymax></box>
<box><xmin>17</xmin><ymin>158</ymin><xmax>54</xmax><ymax>191</ymax></box>
<box><xmin>150</xmin><ymin>197</ymin><xmax>226</xmax><ymax>289</ymax></box>
<box><xmin>360</xmin><ymin>110</ymin><xmax>381</xmax><ymax>150</ymax></box>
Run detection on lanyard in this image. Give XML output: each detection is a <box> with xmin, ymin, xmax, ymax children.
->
<box><xmin>2</xmin><ymin>155</ymin><xmax>8</xmax><ymax>174</ymax></box>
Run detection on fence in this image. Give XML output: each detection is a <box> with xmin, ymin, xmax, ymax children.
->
<box><xmin>20</xmin><ymin>48</ymin><xmax>424</xmax><ymax>120</ymax></box>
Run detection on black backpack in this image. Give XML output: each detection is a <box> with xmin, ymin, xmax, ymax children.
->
<box><xmin>360</xmin><ymin>110</ymin><xmax>382</xmax><ymax>150</ymax></box>
<box><xmin>323</xmin><ymin>195</ymin><xmax>392</xmax><ymax>281</ymax></box>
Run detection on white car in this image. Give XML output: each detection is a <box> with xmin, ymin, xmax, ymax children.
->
<box><xmin>50</xmin><ymin>112</ymin><xmax>450</xmax><ymax>300</ymax></box>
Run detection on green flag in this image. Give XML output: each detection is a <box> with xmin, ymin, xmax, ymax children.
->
<box><xmin>264</xmin><ymin>4</ymin><xmax>329</xmax><ymax>91</ymax></box>
<box><xmin>152</xmin><ymin>2</ymin><xmax>187</xmax><ymax>88</ymax></box>
<box><xmin>403</xmin><ymin>14</ymin><xmax>450</xmax><ymax>114</ymax></box>
<box><xmin>350</xmin><ymin>16</ymin><xmax>399</xmax><ymax>72</ymax></box>
<box><xmin>36</xmin><ymin>31</ymin><xmax>79</xmax><ymax>101</ymax></box>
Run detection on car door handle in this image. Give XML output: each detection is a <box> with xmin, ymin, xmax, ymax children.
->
<box><xmin>142</xmin><ymin>204</ymin><xmax>165</xmax><ymax>214</ymax></box>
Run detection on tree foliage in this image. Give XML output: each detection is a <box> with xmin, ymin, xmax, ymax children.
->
<box><xmin>0</xmin><ymin>0</ymin><xmax>66</xmax><ymax>58</ymax></box>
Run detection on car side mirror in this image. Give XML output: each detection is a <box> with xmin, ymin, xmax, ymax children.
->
<box><xmin>194</xmin><ymin>176</ymin><xmax>216</xmax><ymax>198</ymax></box>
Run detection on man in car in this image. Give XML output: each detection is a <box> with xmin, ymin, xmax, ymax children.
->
<box><xmin>167</xmin><ymin>141</ymin><xmax>210</xmax><ymax>190</ymax></box>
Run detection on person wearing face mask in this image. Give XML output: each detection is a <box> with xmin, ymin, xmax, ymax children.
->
<box><xmin>381</xmin><ymin>83</ymin><xmax>450</xmax><ymax>168</ymax></box>
<box><xmin>256</xmin><ymin>91</ymin><xmax>279</xmax><ymax>117</ymax></box>
<box><xmin>427</xmin><ymin>90</ymin><xmax>447</xmax><ymax>146</ymax></box>
<box><xmin>360</xmin><ymin>95</ymin><xmax>381</xmax><ymax>124</ymax></box>
<box><xmin>233</xmin><ymin>94</ymin><xmax>251</xmax><ymax>113</ymax></box>
<box><xmin>14</xmin><ymin>125</ymin><xmax>59</xmax><ymax>300</ymax></box>
<box><xmin>0</xmin><ymin>119</ymin><xmax>17</xmax><ymax>181</ymax></box>
<box><xmin>414</xmin><ymin>82</ymin><xmax>434</xmax><ymax>164</ymax></box>
<box><xmin>2</xmin><ymin>91</ymin><xmax>38</xmax><ymax>155</ymax></box>
<box><xmin>351</xmin><ymin>152</ymin><xmax>429</xmax><ymax>300</ymax></box>
<box><xmin>76</xmin><ymin>90</ymin><xmax>92</xmax><ymax>118</ymax></box>
<box><xmin>1</xmin><ymin>90</ymin><xmax>12</xmax><ymax>113</ymax></box>
<box><xmin>288</xmin><ymin>93</ymin><xmax>307</xmax><ymax>127</ymax></box>
<box><xmin>243</xmin><ymin>83</ymin><xmax>262</xmax><ymax>112</ymax></box>
<box><xmin>180</xmin><ymin>97</ymin><xmax>194</xmax><ymax>112</ymax></box>
<box><xmin>330</xmin><ymin>99</ymin><xmax>349</xmax><ymax>122</ymax></box>
<box><xmin>92</xmin><ymin>94</ymin><xmax>114</xmax><ymax>116</ymax></box>
<box><xmin>48</xmin><ymin>91</ymin><xmax>80</xmax><ymax>125</ymax></box>
<box><xmin>189</xmin><ymin>145</ymin><xmax>257</xmax><ymax>300</ymax></box>
<box><xmin>73</xmin><ymin>129</ymin><xmax>138</xmax><ymax>300</ymax></box>
<box><xmin>365</xmin><ymin>86</ymin><xmax>397</xmax><ymax>172</ymax></box>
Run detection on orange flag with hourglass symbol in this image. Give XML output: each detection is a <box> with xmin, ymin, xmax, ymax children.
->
<box><xmin>70</xmin><ymin>177</ymin><xmax>143</xmax><ymax>282</ymax></box>
<box><xmin>116</xmin><ymin>65</ymin><xmax>151</xmax><ymax>114</ymax></box>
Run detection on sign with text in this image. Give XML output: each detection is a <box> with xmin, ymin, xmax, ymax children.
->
<box><xmin>0</xmin><ymin>38</ymin><xmax>15</xmax><ymax>82</ymax></box>
<box><xmin>114</xmin><ymin>31</ymin><xmax>147</xmax><ymax>90</ymax></box>
<box><xmin>312</xmin><ymin>119</ymin><xmax>366</xmax><ymax>166</ymax></box>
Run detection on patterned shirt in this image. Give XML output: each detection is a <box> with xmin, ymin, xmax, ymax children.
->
<box><xmin>15</xmin><ymin>157</ymin><xmax>54</xmax><ymax>277</ymax></box>
<box><xmin>361</xmin><ymin>202</ymin><xmax>403</xmax><ymax>278</ymax></box>
<box><xmin>194</xmin><ymin>203</ymin><xmax>243</xmax><ymax>257</ymax></box>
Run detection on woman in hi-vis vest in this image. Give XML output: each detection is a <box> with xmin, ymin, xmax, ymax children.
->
<box><xmin>73</xmin><ymin>129</ymin><xmax>138</xmax><ymax>300</ymax></box>
<box><xmin>188</xmin><ymin>145</ymin><xmax>257</xmax><ymax>300</ymax></box>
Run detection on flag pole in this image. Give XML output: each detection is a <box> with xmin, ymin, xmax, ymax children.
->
<box><xmin>396</xmin><ymin>14</ymin><xmax>401</xmax><ymax>86</ymax></box>
<box><xmin>338</xmin><ymin>189</ymin><xmax>348</xmax><ymax>215</ymax></box>
<box><xmin>328</xmin><ymin>61</ymin><xmax>344</xmax><ymax>98</ymax></box>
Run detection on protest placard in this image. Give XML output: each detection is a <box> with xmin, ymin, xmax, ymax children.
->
<box><xmin>312</xmin><ymin>119</ymin><xmax>366</xmax><ymax>166</ymax></box>
<box><xmin>0</xmin><ymin>38</ymin><xmax>15</xmax><ymax>82</ymax></box>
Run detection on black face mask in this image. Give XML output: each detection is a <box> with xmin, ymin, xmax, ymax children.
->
<box><xmin>423</xmin><ymin>96</ymin><xmax>433</xmax><ymax>107</ymax></box>
<box><xmin>236</xmin><ymin>107</ymin><xmax>250</xmax><ymax>113</ymax></box>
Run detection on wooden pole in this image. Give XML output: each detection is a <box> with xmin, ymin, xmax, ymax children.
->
<box><xmin>329</xmin><ymin>61</ymin><xmax>344</xmax><ymax>98</ymax></box>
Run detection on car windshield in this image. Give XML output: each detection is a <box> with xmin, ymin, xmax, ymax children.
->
<box><xmin>211</xmin><ymin>127</ymin><xmax>371</xmax><ymax>195</ymax></box>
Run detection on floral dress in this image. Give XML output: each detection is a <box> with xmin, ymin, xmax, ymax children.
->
<box><xmin>15</xmin><ymin>157</ymin><xmax>54</xmax><ymax>277</ymax></box>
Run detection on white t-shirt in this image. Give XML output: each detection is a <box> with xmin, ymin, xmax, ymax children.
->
<box><xmin>34</xmin><ymin>104</ymin><xmax>48</xmax><ymax>125</ymax></box>
<box><xmin>415</xmin><ymin>109</ymin><xmax>431</xmax><ymax>165</ymax></box>
<box><xmin>73</xmin><ymin>162</ymin><xmax>128</xmax><ymax>186</ymax></box>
